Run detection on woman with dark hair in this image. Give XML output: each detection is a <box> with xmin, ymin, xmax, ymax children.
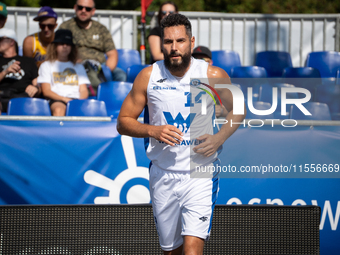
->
<box><xmin>38</xmin><ymin>29</ymin><xmax>90</xmax><ymax>116</ymax></box>
<box><xmin>147</xmin><ymin>1</ymin><xmax>178</xmax><ymax>63</ymax></box>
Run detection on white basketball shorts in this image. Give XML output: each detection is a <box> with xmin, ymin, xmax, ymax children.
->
<box><xmin>149</xmin><ymin>163</ymin><xmax>219</xmax><ymax>251</ymax></box>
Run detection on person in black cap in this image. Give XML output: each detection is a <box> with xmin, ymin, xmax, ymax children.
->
<box><xmin>23</xmin><ymin>6</ymin><xmax>58</xmax><ymax>68</ymax></box>
<box><xmin>193</xmin><ymin>45</ymin><xmax>228</xmax><ymax>117</ymax></box>
<box><xmin>192</xmin><ymin>45</ymin><xmax>213</xmax><ymax>66</ymax></box>
<box><xmin>38</xmin><ymin>29</ymin><xmax>90</xmax><ymax>116</ymax></box>
<box><xmin>0</xmin><ymin>2</ymin><xmax>7</xmax><ymax>29</ymax></box>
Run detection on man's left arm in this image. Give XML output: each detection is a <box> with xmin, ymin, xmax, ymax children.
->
<box><xmin>193</xmin><ymin>66</ymin><xmax>246</xmax><ymax>157</ymax></box>
<box><xmin>105</xmin><ymin>49</ymin><xmax>118</xmax><ymax>71</ymax></box>
<box><xmin>25</xmin><ymin>60</ymin><xmax>40</xmax><ymax>97</ymax></box>
<box><xmin>101</xmin><ymin>25</ymin><xmax>117</xmax><ymax>71</ymax></box>
<box><xmin>25</xmin><ymin>78</ymin><xmax>41</xmax><ymax>97</ymax></box>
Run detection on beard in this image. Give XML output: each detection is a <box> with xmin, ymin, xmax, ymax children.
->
<box><xmin>164</xmin><ymin>50</ymin><xmax>192</xmax><ymax>74</ymax></box>
<box><xmin>75</xmin><ymin>16</ymin><xmax>91</xmax><ymax>26</ymax></box>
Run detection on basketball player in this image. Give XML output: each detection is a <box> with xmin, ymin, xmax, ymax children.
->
<box><xmin>117</xmin><ymin>13</ymin><xmax>245</xmax><ymax>255</ymax></box>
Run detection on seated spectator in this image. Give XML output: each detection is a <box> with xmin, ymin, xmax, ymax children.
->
<box><xmin>192</xmin><ymin>45</ymin><xmax>227</xmax><ymax>118</ymax></box>
<box><xmin>192</xmin><ymin>45</ymin><xmax>213</xmax><ymax>65</ymax></box>
<box><xmin>59</xmin><ymin>0</ymin><xmax>126</xmax><ymax>96</ymax></box>
<box><xmin>147</xmin><ymin>1</ymin><xmax>178</xmax><ymax>64</ymax></box>
<box><xmin>0</xmin><ymin>28</ymin><xmax>40</xmax><ymax>113</ymax></box>
<box><xmin>23</xmin><ymin>6</ymin><xmax>58</xmax><ymax>68</ymax></box>
<box><xmin>0</xmin><ymin>2</ymin><xmax>7</xmax><ymax>29</ymax></box>
<box><xmin>38</xmin><ymin>29</ymin><xmax>89</xmax><ymax>116</ymax></box>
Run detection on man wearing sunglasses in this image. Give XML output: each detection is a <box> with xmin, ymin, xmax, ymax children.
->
<box><xmin>23</xmin><ymin>6</ymin><xmax>58</xmax><ymax>68</ymax></box>
<box><xmin>59</xmin><ymin>0</ymin><xmax>126</xmax><ymax>95</ymax></box>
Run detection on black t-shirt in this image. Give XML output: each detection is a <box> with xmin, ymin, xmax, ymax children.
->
<box><xmin>148</xmin><ymin>26</ymin><xmax>161</xmax><ymax>38</ymax></box>
<box><xmin>0</xmin><ymin>55</ymin><xmax>38</xmax><ymax>96</ymax></box>
<box><xmin>147</xmin><ymin>26</ymin><xmax>162</xmax><ymax>64</ymax></box>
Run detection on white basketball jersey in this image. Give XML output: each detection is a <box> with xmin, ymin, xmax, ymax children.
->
<box><xmin>144</xmin><ymin>58</ymin><xmax>221</xmax><ymax>171</ymax></box>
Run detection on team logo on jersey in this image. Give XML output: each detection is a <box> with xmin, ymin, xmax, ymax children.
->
<box><xmin>199</xmin><ymin>216</ymin><xmax>208</xmax><ymax>222</ymax></box>
<box><xmin>156</xmin><ymin>78</ymin><xmax>167</xmax><ymax>83</ymax></box>
<box><xmin>163</xmin><ymin>112</ymin><xmax>196</xmax><ymax>133</ymax></box>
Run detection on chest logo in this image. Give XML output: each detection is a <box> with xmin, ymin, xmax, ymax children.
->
<box><xmin>163</xmin><ymin>112</ymin><xmax>196</xmax><ymax>133</ymax></box>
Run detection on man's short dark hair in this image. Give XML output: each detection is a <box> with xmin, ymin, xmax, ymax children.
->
<box><xmin>160</xmin><ymin>13</ymin><xmax>192</xmax><ymax>39</ymax></box>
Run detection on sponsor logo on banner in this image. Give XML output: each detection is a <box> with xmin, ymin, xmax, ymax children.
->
<box><xmin>84</xmin><ymin>136</ymin><xmax>150</xmax><ymax>204</ymax></box>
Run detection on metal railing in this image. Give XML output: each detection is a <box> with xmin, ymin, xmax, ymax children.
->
<box><xmin>6</xmin><ymin>7</ymin><xmax>340</xmax><ymax>66</ymax></box>
<box><xmin>7</xmin><ymin>7</ymin><xmax>139</xmax><ymax>50</ymax></box>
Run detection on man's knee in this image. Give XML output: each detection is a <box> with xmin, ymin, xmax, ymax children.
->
<box><xmin>182</xmin><ymin>236</ymin><xmax>204</xmax><ymax>255</ymax></box>
<box><xmin>112</xmin><ymin>67</ymin><xmax>127</xmax><ymax>82</ymax></box>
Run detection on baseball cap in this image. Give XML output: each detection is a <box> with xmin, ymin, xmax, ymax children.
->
<box><xmin>0</xmin><ymin>28</ymin><xmax>17</xmax><ymax>43</ymax></box>
<box><xmin>0</xmin><ymin>2</ymin><xmax>7</xmax><ymax>18</ymax></box>
<box><xmin>192</xmin><ymin>46</ymin><xmax>212</xmax><ymax>59</ymax></box>
<box><xmin>33</xmin><ymin>6</ymin><xmax>58</xmax><ymax>21</ymax></box>
<box><xmin>52</xmin><ymin>29</ymin><xmax>74</xmax><ymax>45</ymax></box>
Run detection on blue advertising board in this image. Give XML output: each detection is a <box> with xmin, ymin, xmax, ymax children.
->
<box><xmin>0</xmin><ymin>118</ymin><xmax>339</xmax><ymax>254</ymax></box>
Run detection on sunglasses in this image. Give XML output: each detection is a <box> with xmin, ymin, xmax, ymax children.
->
<box><xmin>77</xmin><ymin>4</ymin><xmax>93</xmax><ymax>12</ymax></box>
<box><xmin>39</xmin><ymin>24</ymin><xmax>56</xmax><ymax>30</ymax></box>
<box><xmin>161</xmin><ymin>11</ymin><xmax>174</xmax><ymax>15</ymax></box>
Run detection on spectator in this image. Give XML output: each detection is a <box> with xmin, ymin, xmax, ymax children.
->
<box><xmin>192</xmin><ymin>45</ymin><xmax>213</xmax><ymax>66</ymax></box>
<box><xmin>193</xmin><ymin>45</ymin><xmax>227</xmax><ymax>117</ymax></box>
<box><xmin>23</xmin><ymin>6</ymin><xmax>58</xmax><ymax>68</ymax></box>
<box><xmin>147</xmin><ymin>1</ymin><xmax>178</xmax><ymax>64</ymax></box>
<box><xmin>0</xmin><ymin>28</ymin><xmax>40</xmax><ymax>113</ymax></box>
<box><xmin>38</xmin><ymin>29</ymin><xmax>89</xmax><ymax>116</ymax></box>
<box><xmin>0</xmin><ymin>2</ymin><xmax>8</xmax><ymax>113</ymax></box>
<box><xmin>59</xmin><ymin>0</ymin><xmax>126</xmax><ymax>96</ymax></box>
<box><xmin>0</xmin><ymin>2</ymin><xmax>7</xmax><ymax>29</ymax></box>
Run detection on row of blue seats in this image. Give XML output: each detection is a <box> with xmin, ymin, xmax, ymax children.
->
<box><xmin>114</xmin><ymin>49</ymin><xmax>340</xmax><ymax>86</ymax></box>
<box><xmin>245</xmin><ymin>101</ymin><xmax>336</xmax><ymax>121</ymax></box>
<box><xmin>4</xmin><ymin>81</ymin><xmax>338</xmax><ymax>120</ymax></box>
<box><xmin>234</xmin><ymin>82</ymin><xmax>339</xmax><ymax>120</ymax></box>
<box><xmin>5</xmin><ymin>81</ymin><xmax>135</xmax><ymax>118</ymax></box>
<box><xmin>211</xmin><ymin>50</ymin><xmax>340</xmax><ymax>80</ymax></box>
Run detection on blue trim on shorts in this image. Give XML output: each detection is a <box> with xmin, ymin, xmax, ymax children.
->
<box><xmin>208</xmin><ymin>177</ymin><xmax>218</xmax><ymax>234</ymax></box>
<box><xmin>208</xmin><ymin>160</ymin><xmax>219</xmax><ymax>234</ymax></box>
<box><xmin>143</xmin><ymin>105</ymin><xmax>150</xmax><ymax>151</ymax></box>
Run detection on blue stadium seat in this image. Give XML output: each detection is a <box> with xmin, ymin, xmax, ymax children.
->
<box><xmin>7</xmin><ymin>98</ymin><xmax>51</xmax><ymax>116</ymax></box>
<box><xmin>211</xmin><ymin>50</ymin><xmax>241</xmax><ymax>76</ymax></box>
<box><xmin>231</xmin><ymin>66</ymin><xmax>267</xmax><ymax>78</ymax></box>
<box><xmin>101</xmin><ymin>64</ymin><xmax>113</xmax><ymax>82</ymax></box>
<box><xmin>246</xmin><ymin>101</ymin><xmax>274</xmax><ymax>119</ymax></box>
<box><xmin>126</xmin><ymin>64</ymin><xmax>149</xmax><ymax>83</ymax></box>
<box><xmin>282</xmin><ymin>67</ymin><xmax>322</xmax><ymax>101</ymax></box>
<box><xmin>116</xmin><ymin>49</ymin><xmax>142</xmax><ymax>73</ymax></box>
<box><xmin>66</xmin><ymin>99</ymin><xmax>108</xmax><ymax>117</ymax></box>
<box><xmin>290</xmin><ymin>102</ymin><xmax>332</xmax><ymax>120</ymax></box>
<box><xmin>331</xmin><ymin>113</ymin><xmax>340</xmax><ymax>120</ymax></box>
<box><xmin>259</xmin><ymin>83</ymin><xmax>299</xmax><ymax>119</ymax></box>
<box><xmin>97</xmin><ymin>81</ymin><xmax>133</xmax><ymax>118</ymax></box>
<box><xmin>255</xmin><ymin>51</ymin><xmax>293</xmax><ymax>77</ymax></box>
<box><xmin>336</xmin><ymin>68</ymin><xmax>340</xmax><ymax>85</ymax></box>
<box><xmin>230</xmin><ymin>66</ymin><xmax>268</xmax><ymax>101</ymax></box>
<box><xmin>305</xmin><ymin>51</ymin><xmax>340</xmax><ymax>78</ymax></box>
<box><xmin>315</xmin><ymin>83</ymin><xmax>340</xmax><ymax>116</ymax></box>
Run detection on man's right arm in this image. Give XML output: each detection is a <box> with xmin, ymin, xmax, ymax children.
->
<box><xmin>0</xmin><ymin>61</ymin><xmax>21</xmax><ymax>82</ymax></box>
<box><xmin>22</xmin><ymin>36</ymin><xmax>33</xmax><ymax>58</ymax></box>
<box><xmin>117</xmin><ymin>66</ymin><xmax>183</xmax><ymax>146</ymax></box>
